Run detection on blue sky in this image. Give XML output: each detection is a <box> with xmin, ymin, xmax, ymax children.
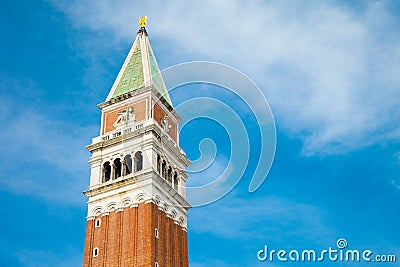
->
<box><xmin>1</xmin><ymin>0</ymin><xmax>400</xmax><ymax>266</ymax></box>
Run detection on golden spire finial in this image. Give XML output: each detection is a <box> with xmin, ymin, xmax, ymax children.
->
<box><xmin>139</xmin><ymin>16</ymin><xmax>147</xmax><ymax>28</ymax></box>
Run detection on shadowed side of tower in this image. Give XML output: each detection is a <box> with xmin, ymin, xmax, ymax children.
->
<box><xmin>82</xmin><ymin>17</ymin><xmax>191</xmax><ymax>267</ymax></box>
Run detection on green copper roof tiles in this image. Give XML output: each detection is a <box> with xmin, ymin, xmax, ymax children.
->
<box><xmin>110</xmin><ymin>38</ymin><xmax>172</xmax><ymax>106</ymax></box>
<box><xmin>148</xmin><ymin>44</ymin><xmax>172</xmax><ymax>105</ymax></box>
<box><xmin>112</xmin><ymin>40</ymin><xmax>144</xmax><ymax>98</ymax></box>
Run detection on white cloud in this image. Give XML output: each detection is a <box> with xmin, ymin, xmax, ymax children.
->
<box><xmin>0</xmin><ymin>77</ymin><xmax>97</xmax><ymax>204</ymax></box>
<box><xmin>189</xmin><ymin>193</ymin><xmax>336</xmax><ymax>244</ymax></box>
<box><xmin>50</xmin><ymin>0</ymin><xmax>400</xmax><ymax>155</ymax></box>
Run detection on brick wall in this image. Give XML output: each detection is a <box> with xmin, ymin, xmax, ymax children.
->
<box><xmin>153</xmin><ymin>103</ymin><xmax>177</xmax><ymax>142</ymax></box>
<box><xmin>82</xmin><ymin>202</ymin><xmax>188</xmax><ymax>267</ymax></box>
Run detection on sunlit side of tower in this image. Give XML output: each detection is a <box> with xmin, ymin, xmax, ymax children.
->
<box><xmin>82</xmin><ymin>17</ymin><xmax>191</xmax><ymax>267</ymax></box>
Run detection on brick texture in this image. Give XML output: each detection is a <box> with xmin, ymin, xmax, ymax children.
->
<box><xmin>82</xmin><ymin>202</ymin><xmax>188</xmax><ymax>267</ymax></box>
<box><xmin>153</xmin><ymin>103</ymin><xmax>177</xmax><ymax>142</ymax></box>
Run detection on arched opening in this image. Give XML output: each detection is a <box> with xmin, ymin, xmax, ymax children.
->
<box><xmin>173</xmin><ymin>172</ymin><xmax>178</xmax><ymax>190</ymax></box>
<box><xmin>157</xmin><ymin>154</ymin><xmax>161</xmax><ymax>174</ymax></box>
<box><xmin>135</xmin><ymin>151</ymin><xmax>143</xmax><ymax>172</ymax></box>
<box><xmin>124</xmin><ymin>155</ymin><xmax>132</xmax><ymax>175</ymax></box>
<box><xmin>167</xmin><ymin>167</ymin><xmax>172</xmax><ymax>184</ymax></box>
<box><xmin>162</xmin><ymin>160</ymin><xmax>167</xmax><ymax>179</ymax></box>
<box><xmin>103</xmin><ymin>162</ymin><xmax>111</xmax><ymax>182</ymax></box>
<box><xmin>114</xmin><ymin>158</ymin><xmax>122</xmax><ymax>179</ymax></box>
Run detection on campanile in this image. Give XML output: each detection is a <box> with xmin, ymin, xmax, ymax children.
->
<box><xmin>82</xmin><ymin>17</ymin><xmax>191</xmax><ymax>267</ymax></box>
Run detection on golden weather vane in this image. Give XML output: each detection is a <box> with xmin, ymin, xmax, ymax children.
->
<box><xmin>139</xmin><ymin>16</ymin><xmax>147</xmax><ymax>28</ymax></box>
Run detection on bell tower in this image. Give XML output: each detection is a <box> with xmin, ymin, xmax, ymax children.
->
<box><xmin>82</xmin><ymin>17</ymin><xmax>191</xmax><ymax>267</ymax></box>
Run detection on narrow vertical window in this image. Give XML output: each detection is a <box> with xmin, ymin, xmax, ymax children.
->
<box><xmin>95</xmin><ymin>218</ymin><xmax>101</xmax><ymax>228</ymax></box>
<box><xmin>155</xmin><ymin>262</ymin><xmax>159</xmax><ymax>267</ymax></box>
<box><xmin>155</xmin><ymin>228</ymin><xmax>159</xmax><ymax>239</ymax></box>
<box><xmin>93</xmin><ymin>247</ymin><xmax>99</xmax><ymax>257</ymax></box>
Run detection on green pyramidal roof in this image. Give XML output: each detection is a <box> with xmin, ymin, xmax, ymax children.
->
<box><xmin>107</xmin><ymin>30</ymin><xmax>172</xmax><ymax>106</ymax></box>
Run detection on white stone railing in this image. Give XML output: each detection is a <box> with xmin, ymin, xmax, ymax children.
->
<box><xmin>92</xmin><ymin>120</ymin><xmax>147</xmax><ymax>144</ymax></box>
<box><xmin>91</xmin><ymin>119</ymin><xmax>180</xmax><ymax>150</ymax></box>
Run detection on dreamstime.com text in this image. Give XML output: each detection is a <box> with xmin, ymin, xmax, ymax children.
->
<box><xmin>257</xmin><ymin>238</ymin><xmax>396</xmax><ymax>263</ymax></box>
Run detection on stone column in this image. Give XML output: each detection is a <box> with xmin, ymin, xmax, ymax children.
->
<box><xmin>111</xmin><ymin>164</ymin><xmax>115</xmax><ymax>180</ymax></box>
<box><xmin>121</xmin><ymin>159</ymin><xmax>126</xmax><ymax>176</ymax></box>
